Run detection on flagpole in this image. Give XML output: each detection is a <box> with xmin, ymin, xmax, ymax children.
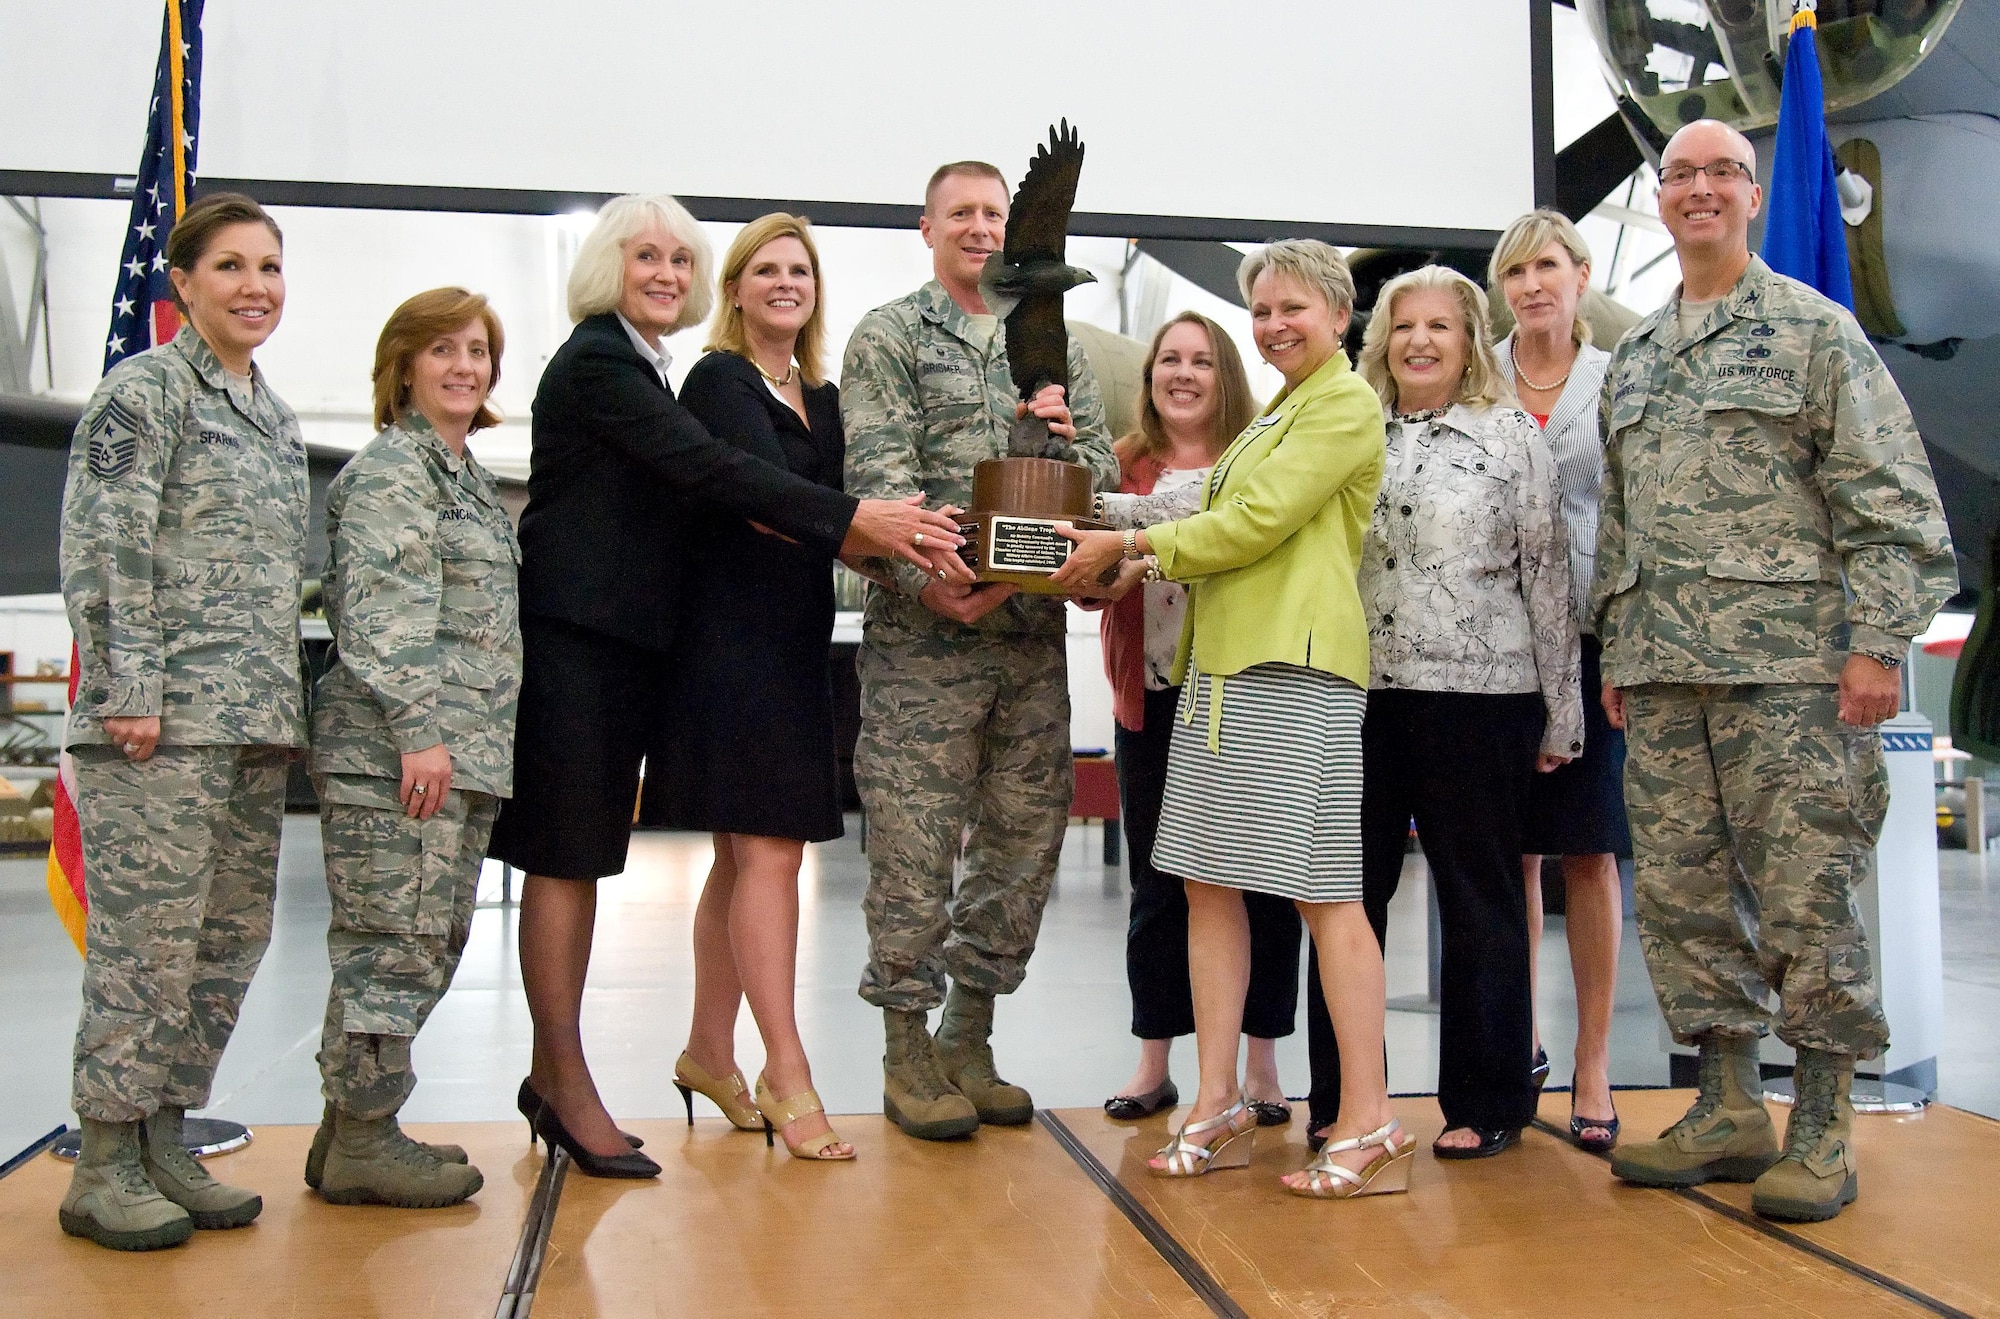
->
<box><xmin>166</xmin><ymin>0</ymin><xmax>187</xmax><ymax>216</ymax></box>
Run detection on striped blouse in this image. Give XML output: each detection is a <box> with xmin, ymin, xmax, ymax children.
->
<box><xmin>1495</xmin><ymin>335</ymin><xmax>1612</xmax><ymax>632</ymax></box>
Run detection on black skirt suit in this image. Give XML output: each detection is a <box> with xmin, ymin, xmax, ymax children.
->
<box><xmin>489</xmin><ymin>315</ymin><xmax>857</xmax><ymax>879</ymax></box>
<box><xmin>641</xmin><ymin>352</ymin><xmax>846</xmax><ymax>842</ymax></box>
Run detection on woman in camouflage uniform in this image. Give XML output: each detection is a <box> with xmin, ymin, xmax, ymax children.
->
<box><xmin>58</xmin><ymin>193</ymin><xmax>306</xmax><ymax>1251</ymax></box>
<box><xmin>304</xmin><ymin>288</ymin><xmax>521</xmax><ymax>1207</ymax></box>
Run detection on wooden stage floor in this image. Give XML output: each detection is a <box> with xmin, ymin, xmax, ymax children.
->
<box><xmin>2</xmin><ymin>1090</ymin><xmax>1994</xmax><ymax>1318</ymax></box>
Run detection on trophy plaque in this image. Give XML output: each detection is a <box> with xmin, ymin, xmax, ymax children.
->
<box><xmin>956</xmin><ymin>456</ymin><xmax>1109</xmax><ymax>594</ymax></box>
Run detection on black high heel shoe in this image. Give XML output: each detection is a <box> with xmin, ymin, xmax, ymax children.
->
<box><xmin>517</xmin><ymin>1077</ymin><xmax>644</xmax><ymax>1150</ymax></box>
<box><xmin>533</xmin><ymin>1102</ymin><xmax>661</xmax><ymax>1180</ymax></box>
<box><xmin>1569</xmin><ymin>1097</ymin><xmax>1621</xmax><ymax>1154</ymax></box>
<box><xmin>1530</xmin><ymin>1048</ymin><xmax>1551</xmax><ymax>1098</ymax></box>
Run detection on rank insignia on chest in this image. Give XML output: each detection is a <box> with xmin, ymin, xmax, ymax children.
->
<box><xmin>86</xmin><ymin>397</ymin><xmax>140</xmax><ymax>481</ymax></box>
<box><xmin>1751</xmin><ymin>324</ymin><xmax>1777</xmax><ymax>337</ymax></box>
<box><xmin>1746</xmin><ymin>346</ymin><xmax>1773</xmax><ymax>359</ymax></box>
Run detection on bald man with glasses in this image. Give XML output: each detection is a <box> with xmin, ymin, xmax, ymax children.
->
<box><xmin>1592</xmin><ymin>120</ymin><xmax>1955</xmax><ymax>1222</ymax></box>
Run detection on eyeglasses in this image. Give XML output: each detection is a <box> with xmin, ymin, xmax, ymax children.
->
<box><xmin>1659</xmin><ymin>160</ymin><xmax>1752</xmax><ymax>187</ymax></box>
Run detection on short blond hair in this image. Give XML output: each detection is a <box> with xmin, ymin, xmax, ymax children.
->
<box><xmin>705</xmin><ymin>213</ymin><xmax>829</xmax><ymax>387</ymax></box>
<box><xmin>371</xmin><ymin>287</ymin><xmax>505</xmax><ymax>432</ymax></box>
<box><xmin>1359</xmin><ymin>265</ymin><xmax>1505</xmax><ymax>411</ymax></box>
<box><xmin>1237</xmin><ymin>239</ymin><xmax>1356</xmax><ymax>315</ymax></box>
<box><xmin>566</xmin><ymin>194</ymin><xmax>715</xmax><ymax>329</ymax></box>
<box><xmin>1488</xmin><ymin>209</ymin><xmax>1594</xmax><ymax>347</ymax></box>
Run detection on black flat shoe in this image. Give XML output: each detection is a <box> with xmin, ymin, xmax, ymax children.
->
<box><xmin>1432</xmin><ymin>1126</ymin><xmax>1522</xmax><ymax>1160</ymax></box>
<box><xmin>518</xmin><ymin>1077</ymin><xmax>644</xmax><ymax>1150</ymax></box>
<box><xmin>534</xmin><ymin>1103</ymin><xmax>661</xmax><ymax>1179</ymax></box>
<box><xmin>1104</xmin><ymin>1079</ymin><xmax>1178</xmax><ymax>1120</ymax></box>
<box><xmin>1569</xmin><ymin>1100</ymin><xmax>1620</xmax><ymax>1154</ymax></box>
<box><xmin>1247</xmin><ymin>1098</ymin><xmax>1293</xmax><ymax>1128</ymax></box>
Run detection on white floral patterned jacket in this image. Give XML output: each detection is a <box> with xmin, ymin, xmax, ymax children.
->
<box><xmin>1360</xmin><ymin>402</ymin><xmax>1583</xmax><ymax>759</ymax></box>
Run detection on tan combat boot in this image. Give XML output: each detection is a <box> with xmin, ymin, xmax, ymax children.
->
<box><xmin>305</xmin><ymin>1102</ymin><xmax>468</xmax><ymax>1190</ymax></box>
<box><xmin>318</xmin><ymin>1110</ymin><xmax>484</xmax><ymax>1208</ymax></box>
<box><xmin>934</xmin><ymin>983</ymin><xmax>1034</xmax><ymax>1126</ymax></box>
<box><xmin>1752</xmin><ymin>1049</ymin><xmax>1859</xmax><ymax>1222</ymax></box>
<box><xmin>58</xmin><ymin>1118</ymin><xmax>194</xmax><ymax>1251</ymax></box>
<box><xmin>1611</xmin><ymin>1035</ymin><xmax>1780</xmax><ymax>1187</ymax></box>
<box><xmin>882</xmin><ymin>1008</ymin><xmax>980</xmax><ymax>1140</ymax></box>
<box><xmin>141</xmin><ymin>1106</ymin><xmax>262</xmax><ymax>1229</ymax></box>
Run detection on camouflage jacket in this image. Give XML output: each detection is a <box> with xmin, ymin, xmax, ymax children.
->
<box><xmin>841</xmin><ymin>280</ymin><xmax>1117</xmax><ymax>639</ymax></box>
<box><xmin>60</xmin><ymin>328</ymin><xmax>308</xmax><ymax>748</ymax></box>
<box><xmin>1591</xmin><ymin>257</ymin><xmax>1956</xmax><ymax>686</ymax></box>
<box><xmin>311</xmin><ymin>415</ymin><xmax>522</xmax><ymax>797</ymax></box>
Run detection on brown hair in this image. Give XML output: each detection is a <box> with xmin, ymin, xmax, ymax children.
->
<box><xmin>1115</xmin><ymin>311</ymin><xmax>1256</xmax><ymax>469</ymax></box>
<box><xmin>924</xmin><ymin>161</ymin><xmax>1007</xmax><ymax>213</ymax></box>
<box><xmin>370</xmin><ymin>287</ymin><xmax>505</xmax><ymax>432</ymax></box>
<box><xmin>164</xmin><ymin>192</ymin><xmax>283</xmax><ymax>313</ymax></box>
<box><xmin>705</xmin><ymin>213</ymin><xmax>828</xmax><ymax>387</ymax></box>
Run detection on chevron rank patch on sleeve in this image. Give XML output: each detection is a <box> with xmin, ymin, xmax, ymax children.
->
<box><xmin>86</xmin><ymin>397</ymin><xmax>141</xmax><ymax>481</ymax></box>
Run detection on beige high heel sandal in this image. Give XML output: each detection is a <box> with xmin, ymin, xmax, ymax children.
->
<box><xmin>1150</xmin><ymin>1097</ymin><xmax>1256</xmax><ymax>1177</ymax></box>
<box><xmin>673</xmin><ymin>1051</ymin><xmax>764</xmax><ymax>1131</ymax></box>
<box><xmin>754</xmin><ymin>1075</ymin><xmax>855</xmax><ymax>1161</ymax></box>
<box><xmin>1287</xmin><ymin>1117</ymin><xmax>1414</xmax><ymax>1199</ymax></box>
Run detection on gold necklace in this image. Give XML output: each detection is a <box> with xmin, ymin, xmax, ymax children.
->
<box><xmin>751</xmin><ymin>355</ymin><xmax>797</xmax><ymax>388</ymax></box>
<box><xmin>1511</xmin><ymin>340</ymin><xmax>1573</xmax><ymax>393</ymax></box>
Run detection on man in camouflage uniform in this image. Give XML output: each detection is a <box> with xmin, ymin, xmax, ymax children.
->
<box><xmin>1594</xmin><ymin>121</ymin><xmax>1956</xmax><ymax>1221</ymax></box>
<box><xmin>843</xmin><ymin>161</ymin><xmax>1117</xmax><ymax>1139</ymax></box>
<box><xmin>60</xmin><ymin>321</ymin><xmax>309</xmax><ymax>1250</ymax></box>
<box><xmin>304</xmin><ymin>398</ymin><xmax>521</xmax><ymax>1208</ymax></box>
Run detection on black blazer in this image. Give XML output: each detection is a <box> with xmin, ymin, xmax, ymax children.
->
<box><xmin>514</xmin><ymin>314</ymin><xmax>857</xmax><ymax>651</ymax></box>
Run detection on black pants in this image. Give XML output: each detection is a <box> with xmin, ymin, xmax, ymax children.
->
<box><xmin>1306</xmin><ymin>689</ymin><xmax>1543</xmax><ymax>1133</ymax></box>
<box><xmin>1117</xmin><ymin>684</ymin><xmax>1301</xmax><ymax>1040</ymax></box>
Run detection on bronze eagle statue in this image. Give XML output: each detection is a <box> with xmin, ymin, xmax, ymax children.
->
<box><xmin>979</xmin><ymin>120</ymin><xmax>1097</xmax><ymax>459</ymax></box>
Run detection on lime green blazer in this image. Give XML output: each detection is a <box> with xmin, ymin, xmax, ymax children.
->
<box><xmin>1146</xmin><ymin>351</ymin><xmax>1385</xmax><ymax>696</ymax></box>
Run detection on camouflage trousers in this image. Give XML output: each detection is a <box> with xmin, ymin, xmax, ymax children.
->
<box><xmin>70</xmin><ymin>743</ymin><xmax>290</xmax><ymax>1122</ymax></box>
<box><xmin>854</xmin><ymin>628</ymin><xmax>1072</xmax><ymax>1011</ymax></box>
<box><xmin>314</xmin><ymin>774</ymin><xmax>497</xmax><ymax>1120</ymax></box>
<box><xmin>1624</xmin><ymin>683</ymin><xmax>1889</xmax><ymax>1057</ymax></box>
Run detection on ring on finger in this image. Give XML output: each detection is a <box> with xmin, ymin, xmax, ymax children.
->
<box><xmin>413</xmin><ymin>784</ymin><xmax>428</xmax><ymax>795</ymax></box>
<box><xmin>913</xmin><ymin>532</ymin><xmax>925</xmax><ymax>548</ymax></box>
<box><xmin>122</xmin><ymin>742</ymin><xmax>139</xmax><ymax>754</ymax></box>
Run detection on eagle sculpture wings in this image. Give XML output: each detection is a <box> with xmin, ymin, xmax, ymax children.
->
<box><xmin>979</xmin><ymin>120</ymin><xmax>1097</xmax><ymax>458</ymax></box>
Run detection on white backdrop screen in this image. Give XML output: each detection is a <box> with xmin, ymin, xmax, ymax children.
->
<box><xmin>3</xmin><ymin>1</ymin><xmax>1538</xmax><ymax>235</ymax></box>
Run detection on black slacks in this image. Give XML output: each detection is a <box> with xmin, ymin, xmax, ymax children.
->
<box><xmin>1306</xmin><ymin>689</ymin><xmax>1543</xmax><ymax>1133</ymax></box>
<box><xmin>1117</xmin><ymin>684</ymin><xmax>1301</xmax><ymax>1040</ymax></box>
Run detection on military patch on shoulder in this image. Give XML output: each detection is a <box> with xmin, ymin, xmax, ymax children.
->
<box><xmin>86</xmin><ymin>397</ymin><xmax>141</xmax><ymax>481</ymax></box>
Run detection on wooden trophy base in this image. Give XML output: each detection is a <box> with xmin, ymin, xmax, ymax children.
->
<box><xmin>957</xmin><ymin>457</ymin><xmax>1111</xmax><ymax>596</ymax></box>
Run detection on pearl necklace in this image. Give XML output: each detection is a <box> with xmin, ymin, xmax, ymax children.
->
<box><xmin>752</xmin><ymin>355</ymin><xmax>797</xmax><ymax>388</ymax></box>
<box><xmin>1511</xmin><ymin>340</ymin><xmax>1573</xmax><ymax>393</ymax></box>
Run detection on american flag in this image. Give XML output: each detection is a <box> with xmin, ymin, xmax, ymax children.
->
<box><xmin>50</xmin><ymin>0</ymin><xmax>206</xmax><ymax>956</ymax></box>
<box><xmin>103</xmin><ymin>0</ymin><xmax>205</xmax><ymax>372</ymax></box>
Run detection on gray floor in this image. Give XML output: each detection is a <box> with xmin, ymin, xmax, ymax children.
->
<box><xmin>5</xmin><ymin>817</ymin><xmax>1998</xmax><ymax>1163</ymax></box>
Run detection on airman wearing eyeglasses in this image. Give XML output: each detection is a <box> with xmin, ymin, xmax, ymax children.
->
<box><xmin>1594</xmin><ymin>119</ymin><xmax>1955</xmax><ymax>1223</ymax></box>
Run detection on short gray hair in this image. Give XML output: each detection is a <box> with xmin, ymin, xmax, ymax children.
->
<box><xmin>1487</xmin><ymin>209</ymin><xmax>1594</xmax><ymax>347</ymax></box>
<box><xmin>1358</xmin><ymin>265</ymin><xmax>1506</xmax><ymax>410</ymax></box>
<box><xmin>566</xmin><ymin>193</ymin><xmax>716</xmax><ymax>328</ymax></box>
<box><xmin>1236</xmin><ymin>239</ymin><xmax>1356</xmax><ymax>315</ymax></box>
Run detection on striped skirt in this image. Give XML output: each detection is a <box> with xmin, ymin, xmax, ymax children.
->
<box><xmin>1151</xmin><ymin>663</ymin><xmax>1366</xmax><ymax>904</ymax></box>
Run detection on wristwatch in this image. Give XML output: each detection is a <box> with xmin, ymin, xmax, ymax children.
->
<box><xmin>1858</xmin><ymin>648</ymin><xmax>1904</xmax><ymax>670</ymax></box>
<box><xmin>1121</xmin><ymin>528</ymin><xmax>1142</xmax><ymax>560</ymax></box>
